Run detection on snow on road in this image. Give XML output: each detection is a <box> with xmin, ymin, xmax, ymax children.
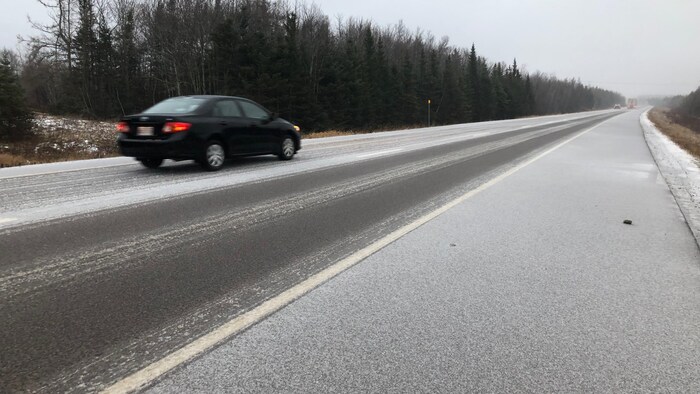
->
<box><xmin>0</xmin><ymin>111</ymin><xmax>614</xmax><ymax>231</ymax></box>
<box><xmin>146</xmin><ymin>109</ymin><xmax>700</xmax><ymax>393</ymax></box>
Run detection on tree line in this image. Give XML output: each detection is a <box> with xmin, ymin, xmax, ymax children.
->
<box><xmin>647</xmin><ymin>85</ymin><xmax>700</xmax><ymax>127</ymax></box>
<box><xmin>676</xmin><ymin>86</ymin><xmax>700</xmax><ymax>119</ymax></box>
<box><xmin>6</xmin><ymin>0</ymin><xmax>625</xmax><ymax>138</ymax></box>
<box><xmin>0</xmin><ymin>50</ymin><xmax>33</xmax><ymax>140</ymax></box>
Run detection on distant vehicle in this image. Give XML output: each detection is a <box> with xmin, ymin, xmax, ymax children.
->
<box><xmin>627</xmin><ymin>98</ymin><xmax>638</xmax><ymax>109</ymax></box>
<box><xmin>614</xmin><ymin>104</ymin><xmax>622</xmax><ymax>109</ymax></box>
<box><xmin>117</xmin><ymin>96</ymin><xmax>301</xmax><ymax>171</ymax></box>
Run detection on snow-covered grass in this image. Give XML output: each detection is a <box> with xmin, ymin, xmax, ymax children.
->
<box><xmin>648</xmin><ymin>108</ymin><xmax>700</xmax><ymax>160</ymax></box>
<box><xmin>0</xmin><ymin>114</ymin><xmax>119</xmax><ymax>167</ymax></box>
<box><xmin>642</xmin><ymin>109</ymin><xmax>700</xmax><ymax>246</ymax></box>
<box><xmin>303</xmin><ymin>130</ymin><xmax>361</xmax><ymax>139</ymax></box>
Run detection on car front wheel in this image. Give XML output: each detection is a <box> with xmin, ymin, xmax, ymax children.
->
<box><xmin>278</xmin><ymin>136</ymin><xmax>295</xmax><ymax>161</ymax></box>
<box><xmin>201</xmin><ymin>141</ymin><xmax>226</xmax><ymax>171</ymax></box>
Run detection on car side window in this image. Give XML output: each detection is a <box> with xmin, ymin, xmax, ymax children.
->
<box><xmin>213</xmin><ymin>100</ymin><xmax>242</xmax><ymax>117</ymax></box>
<box><xmin>238</xmin><ymin>100</ymin><xmax>270</xmax><ymax>120</ymax></box>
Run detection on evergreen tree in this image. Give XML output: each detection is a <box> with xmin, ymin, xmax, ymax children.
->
<box><xmin>0</xmin><ymin>52</ymin><xmax>33</xmax><ymax>141</ymax></box>
<box><xmin>523</xmin><ymin>75</ymin><xmax>535</xmax><ymax>116</ymax></box>
<box><xmin>93</xmin><ymin>12</ymin><xmax>115</xmax><ymax>117</ymax></box>
<box><xmin>466</xmin><ymin>44</ymin><xmax>481</xmax><ymax>121</ymax></box>
<box><xmin>395</xmin><ymin>55</ymin><xmax>419</xmax><ymax>124</ymax></box>
<box><xmin>477</xmin><ymin>56</ymin><xmax>494</xmax><ymax>121</ymax></box>
<box><xmin>504</xmin><ymin>59</ymin><xmax>524</xmax><ymax>118</ymax></box>
<box><xmin>114</xmin><ymin>4</ymin><xmax>141</xmax><ymax>115</ymax></box>
<box><xmin>210</xmin><ymin>18</ymin><xmax>240</xmax><ymax>95</ymax></box>
<box><xmin>439</xmin><ymin>52</ymin><xmax>468</xmax><ymax>124</ymax></box>
<box><xmin>491</xmin><ymin>63</ymin><xmax>510</xmax><ymax>120</ymax></box>
<box><xmin>74</xmin><ymin>0</ymin><xmax>98</xmax><ymax>115</ymax></box>
<box><xmin>679</xmin><ymin>86</ymin><xmax>700</xmax><ymax>118</ymax></box>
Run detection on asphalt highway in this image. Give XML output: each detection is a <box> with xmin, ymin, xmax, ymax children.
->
<box><xmin>0</xmin><ymin>110</ymin><xmax>666</xmax><ymax>392</ymax></box>
<box><xmin>149</xmin><ymin>109</ymin><xmax>700</xmax><ymax>393</ymax></box>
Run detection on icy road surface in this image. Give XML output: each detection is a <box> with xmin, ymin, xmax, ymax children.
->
<box><xmin>148</xmin><ymin>109</ymin><xmax>700</xmax><ymax>393</ymax></box>
<box><xmin>3</xmin><ymin>109</ymin><xmax>698</xmax><ymax>392</ymax></box>
<box><xmin>0</xmin><ymin>110</ymin><xmax>612</xmax><ymax>229</ymax></box>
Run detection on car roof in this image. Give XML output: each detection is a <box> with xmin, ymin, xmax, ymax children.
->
<box><xmin>180</xmin><ymin>95</ymin><xmax>248</xmax><ymax>101</ymax></box>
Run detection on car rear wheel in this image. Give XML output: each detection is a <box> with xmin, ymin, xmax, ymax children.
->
<box><xmin>201</xmin><ymin>140</ymin><xmax>226</xmax><ymax>171</ymax></box>
<box><xmin>138</xmin><ymin>158</ymin><xmax>163</xmax><ymax>169</ymax></box>
<box><xmin>278</xmin><ymin>136</ymin><xmax>295</xmax><ymax>161</ymax></box>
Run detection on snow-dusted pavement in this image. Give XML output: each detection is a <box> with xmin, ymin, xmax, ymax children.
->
<box><xmin>3</xmin><ymin>109</ymin><xmax>699</xmax><ymax>392</ymax></box>
<box><xmin>148</xmin><ymin>109</ymin><xmax>700</xmax><ymax>393</ymax></box>
<box><xmin>0</xmin><ymin>110</ymin><xmax>612</xmax><ymax>230</ymax></box>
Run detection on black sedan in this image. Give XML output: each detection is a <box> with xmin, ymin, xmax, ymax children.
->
<box><xmin>117</xmin><ymin>96</ymin><xmax>302</xmax><ymax>171</ymax></box>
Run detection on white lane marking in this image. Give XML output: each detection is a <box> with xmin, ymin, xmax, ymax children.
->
<box><xmin>356</xmin><ymin>148</ymin><xmax>404</xmax><ymax>159</ymax></box>
<box><xmin>102</xmin><ymin>116</ymin><xmax>613</xmax><ymax>394</ymax></box>
<box><xmin>0</xmin><ymin>163</ymin><xmax>136</xmax><ymax>180</ymax></box>
<box><xmin>0</xmin><ymin>218</ymin><xmax>18</xmax><ymax>225</ymax></box>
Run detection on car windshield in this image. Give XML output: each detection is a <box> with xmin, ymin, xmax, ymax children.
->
<box><xmin>143</xmin><ymin>97</ymin><xmax>206</xmax><ymax>114</ymax></box>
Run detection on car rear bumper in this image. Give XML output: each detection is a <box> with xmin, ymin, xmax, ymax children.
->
<box><xmin>118</xmin><ymin>138</ymin><xmax>202</xmax><ymax>159</ymax></box>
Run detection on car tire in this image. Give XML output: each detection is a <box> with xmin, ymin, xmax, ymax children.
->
<box><xmin>278</xmin><ymin>136</ymin><xmax>295</xmax><ymax>161</ymax></box>
<box><xmin>201</xmin><ymin>140</ymin><xmax>226</xmax><ymax>171</ymax></box>
<box><xmin>139</xmin><ymin>158</ymin><xmax>163</xmax><ymax>169</ymax></box>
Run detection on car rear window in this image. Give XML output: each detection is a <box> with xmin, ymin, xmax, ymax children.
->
<box><xmin>143</xmin><ymin>97</ymin><xmax>206</xmax><ymax>114</ymax></box>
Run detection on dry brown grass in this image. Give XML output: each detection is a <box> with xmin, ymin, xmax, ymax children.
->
<box><xmin>0</xmin><ymin>139</ymin><xmax>120</xmax><ymax>167</ymax></box>
<box><xmin>302</xmin><ymin>130</ymin><xmax>360</xmax><ymax>139</ymax></box>
<box><xmin>0</xmin><ymin>153</ymin><xmax>29</xmax><ymax>168</ymax></box>
<box><xmin>649</xmin><ymin>107</ymin><xmax>700</xmax><ymax>159</ymax></box>
<box><xmin>302</xmin><ymin>124</ymin><xmax>425</xmax><ymax>139</ymax></box>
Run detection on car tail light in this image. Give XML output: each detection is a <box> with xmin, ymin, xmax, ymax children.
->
<box><xmin>116</xmin><ymin>121</ymin><xmax>130</xmax><ymax>133</ymax></box>
<box><xmin>162</xmin><ymin>122</ymin><xmax>192</xmax><ymax>133</ymax></box>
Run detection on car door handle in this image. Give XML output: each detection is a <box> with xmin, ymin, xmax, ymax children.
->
<box><xmin>219</xmin><ymin>121</ymin><xmax>228</xmax><ymax>126</ymax></box>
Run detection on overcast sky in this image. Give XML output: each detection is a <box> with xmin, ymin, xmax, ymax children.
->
<box><xmin>2</xmin><ymin>0</ymin><xmax>698</xmax><ymax>98</ymax></box>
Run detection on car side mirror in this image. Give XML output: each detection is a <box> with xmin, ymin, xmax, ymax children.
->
<box><xmin>271</xmin><ymin>112</ymin><xmax>278</xmax><ymax>120</ymax></box>
<box><xmin>261</xmin><ymin>113</ymin><xmax>276</xmax><ymax>125</ymax></box>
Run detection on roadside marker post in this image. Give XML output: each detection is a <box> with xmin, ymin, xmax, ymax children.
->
<box><xmin>428</xmin><ymin>99</ymin><xmax>431</xmax><ymax>127</ymax></box>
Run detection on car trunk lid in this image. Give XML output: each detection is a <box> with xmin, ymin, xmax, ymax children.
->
<box><xmin>122</xmin><ymin>114</ymin><xmax>177</xmax><ymax>140</ymax></box>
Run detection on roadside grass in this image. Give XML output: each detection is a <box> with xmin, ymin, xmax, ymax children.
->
<box><xmin>0</xmin><ymin>114</ymin><xmax>120</xmax><ymax>167</ymax></box>
<box><xmin>302</xmin><ymin>124</ymin><xmax>424</xmax><ymax>139</ymax></box>
<box><xmin>302</xmin><ymin>130</ymin><xmax>359</xmax><ymax>139</ymax></box>
<box><xmin>0</xmin><ymin>153</ymin><xmax>29</xmax><ymax>168</ymax></box>
<box><xmin>649</xmin><ymin>107</ymin><xmax>700</xmax><ymax>160</ymax></box>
